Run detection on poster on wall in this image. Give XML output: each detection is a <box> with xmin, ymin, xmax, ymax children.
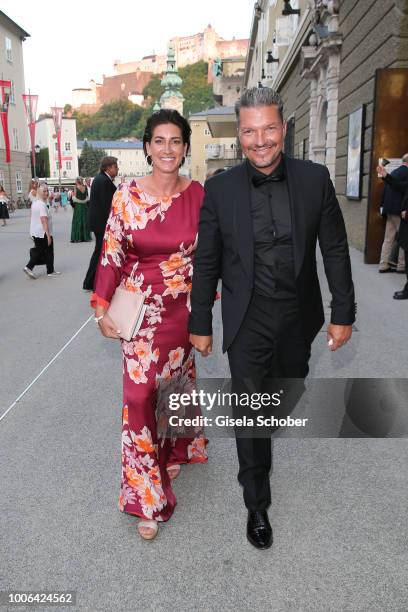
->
<box><xmin>346</xmin><ymin>105</ymin><xmax>365</xmax><ymax>199</ymax></box>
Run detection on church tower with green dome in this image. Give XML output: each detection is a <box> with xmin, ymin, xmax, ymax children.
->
<box><xmin>160</xmin><ymin>44</ymin><xmax>184</xmax><ymax>115</ymax></box>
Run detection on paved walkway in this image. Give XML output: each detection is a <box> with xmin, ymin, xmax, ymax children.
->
<box><xmin>1</xmin><ymin>210</ymin><xmax>407</xmax><ymax>611</ymax></box>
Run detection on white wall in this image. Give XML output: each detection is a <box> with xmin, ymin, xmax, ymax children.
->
<box><xmin>36</xmin><ymin>117</ymin><xmax>79</xmax><ymax>179</ymax></box>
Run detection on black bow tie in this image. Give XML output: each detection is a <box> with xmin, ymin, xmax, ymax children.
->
<box><xmin>252</xmin><ymin>171</ymin><xmax>285</xmax><ymax>188</ymax></box>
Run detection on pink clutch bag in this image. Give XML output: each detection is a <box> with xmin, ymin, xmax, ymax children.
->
<box><xmin>107</xmin><ymin>287</ymin><xmax>147</xmax><ymax>341</ymax></box>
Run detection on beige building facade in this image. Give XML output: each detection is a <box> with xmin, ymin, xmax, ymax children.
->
<box><xmin>0</xmin><ymin>11</ymin><xmax>31</xmax><ymax>201</ymax></box>
<box><xmin>189</xmin><ymin>109</ymin><xmax>239</xmax><ymax>183</ymax></box>
<box><xmin>77</xmin><ymin>140</ymin><xmax>149</xmax><ymax>180</ymax></box>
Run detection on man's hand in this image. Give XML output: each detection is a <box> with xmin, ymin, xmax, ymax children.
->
<box><xmin>189</xmin><ymin>334</ymin><xmax>212</xmax><ymax>357</ymax></box>
<box><xmin>327</xmin><ymin>323</ymin><xmax>352</xmax><ymax>351</ymax></box>
<box><xmin>376</xmin><ymin>164</ymin><xmax>387</xmax><ymax>178</ymax></box>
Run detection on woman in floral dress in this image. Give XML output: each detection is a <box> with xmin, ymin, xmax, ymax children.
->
<box><xmin>91</xmin><ymin>109</ymin><xmax>208</xmax><ymax>540</ymax></box>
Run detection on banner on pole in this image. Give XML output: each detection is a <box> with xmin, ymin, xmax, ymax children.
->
<box><xmin>22</xmin><ymin>94</ymin><xmax>38</xmax><ymax>124</ymax></box>
<box><xmin>22</xmin><ymin>94</ymin><xmax>39</xmax><ymax>175</ymax></box>
<box><xmin>51</xmin><ymin>106</ymin><xmax>64</xmax><ymax>171</ymax></box>
<box><xmin>0</xmin><ymin>80</ymin><xmax>12</xmax><ymax>163</ymax></box>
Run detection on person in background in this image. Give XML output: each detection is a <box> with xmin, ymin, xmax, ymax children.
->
<box><xmin>85</xmin><ymin>177</ymin><xmax>92</xmax><ymax>199</ymax></box>
<box><xmin>82</xmin><ymin>157</ymin><xmax>118</xmax><ymax>291</ymax></box>
<box><xmin>206</xmin><ymin>167</ymin><xmax>227</xmax><ymax>179</ymax></box>
<box><xmin>27</xmin><ymin>179</ymin><xmax>39</xmax><ymax>207</ymax></box>
<box><xmin>393</xmin><ymin>185</ymin><xmax>408</xmax><ymax>300</ymax></box>
<box><xmin>377</xmin><ymin>154</ymin><xmax>408</xmax><ymax>273</ymax></box>
<box><xmin>23</xmin><ymin>184</ymin><xmax>61</xmax><ymax>279</ymax></box>
<box><xmin>0</xmin><ymin>185</ymin><xmax>10</xmax><ymax>226</ymax></box>
<box><xmin>52</xmin><ymin>186</ymin><xmax>61</xmax><ymax>212</ymax></box>
<box><xmin>70</xmin><ymin>177</ymin><xmax>91</xmax><ymax>243</ymax></box>
<box><xmin>60</xmin><ymin>187</ymin><xmax>69</xmax><ymax>211</ymax></box>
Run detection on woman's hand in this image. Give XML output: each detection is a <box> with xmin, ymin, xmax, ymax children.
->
<box><xmin>98</xmin><ymin>312</ymin><xmax>121</xmax><ymax>339</ymax></box>
<box><xmin>46</xmin><ymin>234</ymin><xmax>52</xmax><ymax>246</ymax></box>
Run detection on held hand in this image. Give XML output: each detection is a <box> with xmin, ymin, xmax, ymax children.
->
<box><xmin>47</xmin><ymin>234</ymin><xmax>52</xmax><ymax>246</ymax></box>
<box><xmin>402</xmin><ymin>210</ymin><xmax>407</xmax><ymax>221</ymax></box>
<box><xmin>98</xmin><ymin>312</ymin><xmax>121</xmax><ymax>339</ymax></box>
<box><xmin>327</xmin><ymin>324</ymin><xmax>352</xmax><ymax>351</ymax></box>
<box><xmin>189</xmin><ymin>334</ymin><xmax>213</xmax><ymax>357</ymax></box>
<box><xmin>376</xmin><ymin>165</ymin><xmax>387</xmax><ymax>178</ymax></box>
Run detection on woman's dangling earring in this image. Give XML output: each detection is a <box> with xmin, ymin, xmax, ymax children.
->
<box><xmin>180</xmin><ymin>156</ymin><xmax>185</xmax><ymax>167</ymax></box>
<box><xmin>146</xmin><ymin>155</ymin><xmax>152</xmax><ymax>165</ymax></box>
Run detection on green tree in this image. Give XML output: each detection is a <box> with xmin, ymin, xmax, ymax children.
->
<box><xmin>142</xmin><ymin>74</ymin><xmax>163</xmax><ymax>105</ymax></box>
<box><xmin>179</xmin><ymin>61</ymin><xmax>213</xmax><ymax>117</ymax></box>
<box><xmin>35</xmin><ymin>147</ymin><xmax>50</xmax><ymax>178</ymax></box>
<box><xmin>79</xmin><ymin>141</ymin><xmax>106</xmax><ymax>176</ymax></box>
<box><xmin>75</xmin><ymin>99</ymin><xmax>144</xmax><ymax>140</ymax></box>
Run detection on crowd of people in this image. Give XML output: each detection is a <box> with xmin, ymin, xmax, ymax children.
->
<box><xmin>20</xmin><ymin>176</ymin><xmax>95</xmax><ymax>280</ymax></box>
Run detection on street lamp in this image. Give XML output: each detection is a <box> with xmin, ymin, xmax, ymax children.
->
<box><xmin>282</xmin><ymin>1</ymin><xmax>300</xmax><ymax>16</ymax></box>
<box><xmin>266</xmin><ymin>50</ymin><xmax>279</xmax><ymax>64</ymax></box>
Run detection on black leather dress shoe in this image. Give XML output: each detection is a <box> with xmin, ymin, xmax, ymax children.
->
<box><xmin>393</xmin><ymin>290</ymin><xmax>408</xmax><ymax>300</ymax></box>
<box><xmin>247</xmin><ymin>510</ymin><xmax>273</xmax><ymax>549</ymax></box>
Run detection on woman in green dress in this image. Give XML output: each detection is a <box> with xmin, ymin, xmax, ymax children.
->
<box><xmin>70</xmin><ymin>177</ymin><xmax>91</xmax><ymax>242</ymax></box>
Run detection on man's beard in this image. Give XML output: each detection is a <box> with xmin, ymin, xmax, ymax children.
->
<box><xmin>249</xmin><ymin>149</ymin><xmax>282</xmax><ymax>169</ymax></box>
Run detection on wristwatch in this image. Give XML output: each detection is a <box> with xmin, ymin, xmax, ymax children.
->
<box><xmin>94</xmin><ymin>314</ymin><xmax>104</xmax><ymax>324</ymax></box>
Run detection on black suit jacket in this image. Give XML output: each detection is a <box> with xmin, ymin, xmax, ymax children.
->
<box><xmin>398</xmin><ymin>187</ymin><xmax>408</xmax><ymax>251</ymax></box>
<box><xmin>189</xmin><ymin>157</ymin><xmax>356</xmax><ymax>353</ymax></box>
<box><xmin>88</xmin><ymin>172</ymin><xmax>117</xmax><ymax>234</ymax></box>
<box><xmin>381</xmin><ymin>165</ymin><xmax>408</xmax><ymax>216</ymax></box>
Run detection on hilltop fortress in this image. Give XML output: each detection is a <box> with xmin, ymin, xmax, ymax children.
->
<box><xmin>72</xmin><ymin>25</ymin><xmax>248</xmax><ymax>114</ymax></box>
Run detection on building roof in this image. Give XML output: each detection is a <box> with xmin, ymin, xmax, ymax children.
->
<box><xmin>77</xmin><ymin>140</ymin><xmax>144</xmax><ymax>150</ymax></box>
<box><xmin>189</xmin><ymin>106</ymin><xmax>235</xmax><ymax>119</ymax></box>
<box><xmin>37</xmin><ymin>115</ymin><xmax>75</xmax><ymax>123</ymax></box>
<box><xmin>0</xmin><ymin>10</ymin><xmax>30</xmax><ymax>39</ymax></box>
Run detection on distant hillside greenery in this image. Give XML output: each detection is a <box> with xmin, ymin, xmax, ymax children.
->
<box><xmin>74</xmin><ymin>61</ymin><xmax>214</xmax><ymax>140</ymax></box>
<box><xmin>74</xmin><ymin>100</ymin><xmax>144</xmax><ymax>140</ymax></box>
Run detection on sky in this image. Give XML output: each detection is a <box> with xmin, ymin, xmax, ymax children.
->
<box><xmin>2</xmin><ymin>0</ymin><xmax>255</xmax><ymax>113</ymax></box>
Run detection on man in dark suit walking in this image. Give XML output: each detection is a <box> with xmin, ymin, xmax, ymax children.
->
<box><xmin>189</xmin><ymin>87</ymin><xmax>356</xmax><ymax>549</ymax></box>
<box><xmin>83</xmin><ymin>156</ymin><xmax>118</xmax><ymax>291</ymax></box>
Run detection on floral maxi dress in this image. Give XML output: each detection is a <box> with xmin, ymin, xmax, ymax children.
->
<box><xmin>91</xmin><ymin>180</ymin><xmax>208</xmax><ymax>521</ymax></box>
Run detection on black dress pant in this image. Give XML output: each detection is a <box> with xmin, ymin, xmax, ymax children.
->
<box><xmin>227</xmin><ymin>293</ymin><xmax>311</xmax><ymax>511</ymax></box>
<box><xmin>83</xmin><ymin>231</ymin><xmax>104</xmax><ymax>290</ymax></box>
<box><xmin>26</xmin><ymin>235</ymin><xmax>54</xmax><ymax>274</ymax></box>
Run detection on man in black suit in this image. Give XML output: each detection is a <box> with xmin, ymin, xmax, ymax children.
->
<box><xmin>83</xmin><ymin>156</ymin><xmax>118</xmax><ymax>291</ymax></box>
<box><xmin>189</xmin><ymin>87</ymin><xmax>356</xmax><ymax>549</ymax></box>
